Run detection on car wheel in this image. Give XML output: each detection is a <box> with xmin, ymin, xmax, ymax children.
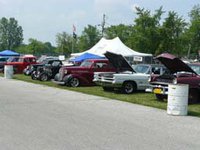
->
<box><xmin>69</xmin><ymin>77</ymin><xmax>80</xmax><ymax>87</ymax></box>
<box><xmin>188</xmin><ymin>89</ymin><xmax>199</xmax><ymax>104</ymax></box>
<box><xmin>31</xmin><ymin>72</ymin><xmax>37</xmax><ymax>80</ymax></box>
<box><xmin>102</xmin><ymin>87</ymin><xmax>114</xmax><ymax>91</ymax></box>
<box><xmin>122</xmin><ymin>81</ymin><xmax>136</xmax><ymax>94</ymax></box>
<box><xmin>155</xmin><ymin>94</ymin><xmax>166</xmax><ymax>101</ymax></box>
<box><xmin>39</xmin><ymin>73</ymin><xmax>49</xmax><ymax>81</ymax></box>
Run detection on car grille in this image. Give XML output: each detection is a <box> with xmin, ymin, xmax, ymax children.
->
<box><xmin>58</xmin><ymin>68</ymin><xmax>64</xmax><ymax>81</ymax></box>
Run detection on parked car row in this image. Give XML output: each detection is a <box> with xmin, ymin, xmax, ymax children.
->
<box><xmin>6</xmin><ymin>52</ymin><xmax>199</xmax><ymax>104</ymax></box>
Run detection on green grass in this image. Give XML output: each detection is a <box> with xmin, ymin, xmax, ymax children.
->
<box><xmin>1</xmin><ymin>73</ymin><xmax>200</xmax><ymax>117</ymax></box>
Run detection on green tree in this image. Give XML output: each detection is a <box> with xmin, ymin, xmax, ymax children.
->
<box><xmin>187</xmin><ymin>4</ymin><xmax>200</xmax><ymax>58</ymax></box>
<box><xmin>105</xmin><ymin>24</ymin><xmax>132</xmax><ymax>44</ymax></box>
<box><xmin>158</xmin><ymin>11</ymin><xmax>187</xmax><ymax>56</ymax></box>
<box><xmin>77</xmin><ymin>25</ymin><xmax>101</xmax><ymax>52</ymax></box>
<box><xmin>56</xmin><ymin>32</ymin><xmax>73</xmax><ymax>55</ymax></box>
<box><xmin>26</xmin><ymin>38</ymin><xmax>46</xmax><ymax>55</ymax></box>
<box><xmin>0</xmin><ymin>17</ymin><xmax>23</xmax><ymax>50</ymax></box>
<box><xmin>131</xmin><ymin>7</ymin><xmax>164</xmax><ymax>54</ymax></box>
<box><xmin>43</xmin><ymin>42</ymin><xmax>57</xmax><ymax>55</ymax></box>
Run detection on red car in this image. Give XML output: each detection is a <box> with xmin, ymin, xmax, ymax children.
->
<box><xmin>146</xmin><ymin>53</ymin><xmax>200</xmax><ymax>104</ymax></box>
<box><xmin>6</xmin><ymin>55</ymin><xmax>37</xmax><ymax>73</ymax></box>
<box><xmin>53</xmin><ymin>59</ymin><xmax>116</xmax><ymax>87</ymax></box>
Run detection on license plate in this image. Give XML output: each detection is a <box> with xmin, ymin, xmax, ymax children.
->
<box><xmin>153</xmin><ymin>88</ymin><xmax>162</xmax><ymax>94</ymax></box>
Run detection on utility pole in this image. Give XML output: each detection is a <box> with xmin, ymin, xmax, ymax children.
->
<box><xmin>101</xmin><ymin>14</ymin><xmax>106</xmax><ymax>37</ymax></box>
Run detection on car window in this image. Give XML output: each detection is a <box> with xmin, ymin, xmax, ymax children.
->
<box><xmin>52</xmin><ymin>61</ymin><xmax>61</xmax><ymax>67</ymax></box>
<box><xmin>190</xmin><ymin>65</ymin><xmax>200</xmax><ymax>75</ymax></box>
<box><xmin>80</xmin><ymin>61</ymin><xmax>93</xmax><ymax>67</ymax></box>
<box><xmin>24</xmin><ymin>58</ymin><xmax>30</xmax><ymax>63</ymax></box>
<box><xmin>7</xmin><ymin>57</ymin><xmax>19</xmax><ymax>62</ymax></box>
<box><xmin>93</xmin><ymin>62</ymin><xmax>108</xmax><ymax>69</ymax></box>
<box><xmin>152</xmin><ymin>67</ymin><xmax>161</xmax><ymax>74</ymax></box>
<box><xmin>134</xmin><ymin>65</ymin><xmax>150</xmax><ymax>74</ymax></box>
<box><xmin>30</xmin><ymin>58</ymin><xmax>36</xmax><ymax>63</ymax></box>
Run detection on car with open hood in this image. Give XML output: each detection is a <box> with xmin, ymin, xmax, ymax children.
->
<box><xmin>146</xmin><ymin>53</ymin><xmax>200</xmax><ymax>104</ymax></box>
<box><xmin>93</xmin><ymin>52</ymin><xmax>165</xmax><ymax>94</ymax></box>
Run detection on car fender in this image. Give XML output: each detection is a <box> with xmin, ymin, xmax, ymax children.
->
<box><xmin>66</xmin><ymin>74</ymin><xmax>90</xmax><ymax>85</ymax></box>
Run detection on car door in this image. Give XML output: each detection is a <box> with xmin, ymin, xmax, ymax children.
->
<box><xmin>51</xmin><ymin>61</ymin><xmax>62</xmax><ymax>76</ymax></box>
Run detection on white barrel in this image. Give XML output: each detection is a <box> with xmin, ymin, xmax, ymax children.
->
<box><xmin>4</xmin><ymin>65</ymin><xmax>14</xmax><ymax>79</ymax></box>
<box><xmin>167</xmin><ymin>84</ymin><xmax>189</xmax><ymax>116</ymax></box>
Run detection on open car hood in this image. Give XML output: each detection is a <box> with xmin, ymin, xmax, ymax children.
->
<box><xmin>156</xmin><ymin>53</ymin><xmax>197</xmax><ymax>74</ymax></box>
<box><xmin>104</xmin><ymin>51</ymin><xmax>135</xmax><ymax>72</ymax></box>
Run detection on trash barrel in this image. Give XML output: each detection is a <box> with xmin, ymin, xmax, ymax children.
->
<box><xmin>4</xmin><ymin>65</ymin><xmax>14</xmax><ymax>79</ymax></box>
<box><xmin>167</xmin><ymin>84</ymin><xmax>189</xmax><ymax>116</ymax></box>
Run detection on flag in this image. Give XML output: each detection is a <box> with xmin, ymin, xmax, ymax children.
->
<box><xmin>73</xmin><ymin>24</ymin><xmax>77</xmax><ymax>39</ymax></box>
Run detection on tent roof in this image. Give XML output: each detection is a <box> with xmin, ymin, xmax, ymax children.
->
<box><xmin>71</xmin><ymin>52</ymin><xmax>105</xmax><ymax>62</ymax></box>
<box><xmin>0</xmin><ymin>50</ymin><xmax>20</xmax><ymax>56</ymax></box>
<box><xmin>71</xmin><ymin>37</ymin><xmax>152</xmax><ymax>57</ymax></box>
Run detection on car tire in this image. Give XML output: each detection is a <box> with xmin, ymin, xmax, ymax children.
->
<box><xmin>69</xmin><ymin>77</ymin><xmax>80</xmax><ymax>87</ymax></box>
<box><xmin>39</xmin><ymin>73</ymin><xmax>49</xmax><ymax>81</ymax></box>
<box><xmin>102</xmin><ymin>87</ymin><xmax>114</xmax><ymax>91</ymax></box>
<box><xmin>155</xmin><ymin>94</ymin><xmax>166</xmax><ymax>101</ymax></box>
<box><xmin>31</xmin><ymin>72</ymin><xmax>37</xmax><ymax>80</ymax></box>
<box><xmin>188</xmin><ymin>89</ymin><xmax>199</xmax><ymax>104</ymax></box>
<box><xmin>122</xmin><ymin>81</ymin><xmax>136</xmax><ymax>94</ymax></box>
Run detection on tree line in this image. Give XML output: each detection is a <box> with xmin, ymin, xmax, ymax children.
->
<box><xmin>0</xmin><ymin>5</ymin><xmax>200</xmax><ymax>59</ymax></box>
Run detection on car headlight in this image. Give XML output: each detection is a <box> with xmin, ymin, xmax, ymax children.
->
<box><xmin>64</xmin><ymin>70</ymin><xmax>68</xmax><ymax>74</ymax></box>
<box><xmin>172</xmin><ymin>78</ymin><xmax>177</xmax><ymax>84</ymax></box>
<box><xmin>148</xmin><ymin>76</ymin><xmax>151</xmax><ymax>82</ymax></box>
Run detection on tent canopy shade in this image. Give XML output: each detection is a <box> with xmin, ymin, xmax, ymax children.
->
<box><xmin>0</xmin><ymin>50</ymin><xmax>20</xmax><ymax>56</ymax></box>
<box><xmin>70</xmin><ymin>52</ymin><xmax>105</xmax><ymax>62</ymax></box>
<box><xmin>71</xmin><ymin>37</ymin><xmax>152</xmax><ymax>57</ymax></box>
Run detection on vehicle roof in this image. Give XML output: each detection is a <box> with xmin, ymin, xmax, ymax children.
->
<box><xmin>21</xmin><ymin>55</ymin><xmax>36</xmax><ymax>58</ymax></box>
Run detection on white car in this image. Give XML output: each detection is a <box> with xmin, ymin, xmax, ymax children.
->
<box><xmin>93</xmin><ymin>52</ymin><xmax>165</xmax><ymax>94</ymax></box>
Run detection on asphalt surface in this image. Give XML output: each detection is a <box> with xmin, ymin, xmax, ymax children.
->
<box><xmin>0</xmin><ymin>77</ymin><xmax>200</xmax><ymax>150</ymax></box>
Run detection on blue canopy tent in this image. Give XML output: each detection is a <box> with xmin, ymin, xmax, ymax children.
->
<box><xmin>0</xmin><ymin>50</ymin><xmax>20</xmax><ymax>56</ymax></box>
<box><xmin>71</xmin><ymin>52</ymin><xmax>105</xmax><ymax>62</ymax></box>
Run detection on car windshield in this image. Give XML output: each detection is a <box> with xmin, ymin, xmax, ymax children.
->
<box><xmin>189</xmin><ymin>64</ymin><xmax>200</xmax><ymax>75</ymax></box>
<box><xmin>133</xmin><ymin>65</ymin><xmax>150</xmax><ymax>74</ymax></box>
<box><xmin>80</xmin><ymin>60</ymin><xmax>93</xmax><ymax>67</ymax></box>
<box><xmin>7</xmin><ymin>57</ymin><xmax>19</xmax><ymax>62</ymax></box>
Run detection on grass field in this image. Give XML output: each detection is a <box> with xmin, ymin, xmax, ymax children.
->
<box><xmin>1</xmin><ymin>73</ymin><xmax>200</xmax><ymax>117</ymax></box>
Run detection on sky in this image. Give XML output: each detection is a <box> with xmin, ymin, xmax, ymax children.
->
<box><xmin>0</xmin><ymin>0</ymin><xmax>199</xmax><ymax>46</ymax></box>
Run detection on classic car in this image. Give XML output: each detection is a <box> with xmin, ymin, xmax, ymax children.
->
<box><xmin>5</xmin><ymin>55</ymin><xmax>37</xmax><ymax>73</ymax></box>
<box><xmin>31</xmin><ymin>59</ymin><xmax>63</xmax><ymax>81</ymax></box>
<box><xmin>52</xmin><ymin>59</ymin><xmax>116</xmax><ymax>87</ymax></box>
<box><xmin>93</xmin><ymin>52</ymin><xmax>165</xmax><ymax>94</ymax></box>
<box><xmin>23</xmin><ymin>58</ymin><xmax>60</xmax><ymax>76</ymax></box>
<box><xmin>146</xmin><ymin>53</ymin><xmax>200</xmax><ymax>104</ymax></box>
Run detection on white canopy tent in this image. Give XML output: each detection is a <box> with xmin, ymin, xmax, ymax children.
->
<box><xmin>71</xmin><ymin>37</ymin><xmax>153</xmax><ymax>63</ymax></box>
